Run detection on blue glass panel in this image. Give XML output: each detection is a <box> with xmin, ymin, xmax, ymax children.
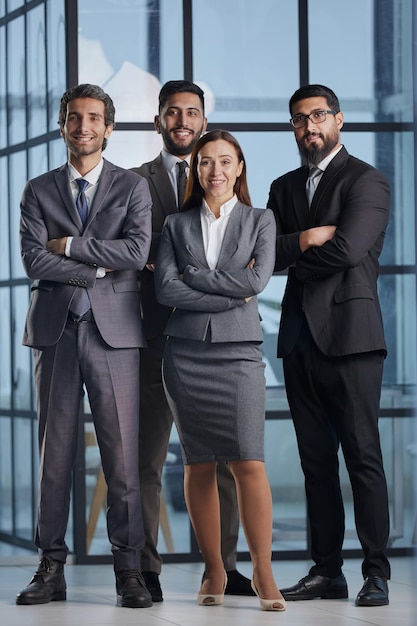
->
<box><xmin>27</xmin><ymin>4</ymin><xmax>47</xmax><ymax>138</ymax></box>
<box><xmin>193</xmin><ymin>0</ymin><xmax>299</xmax><ymax>123</ymax></box>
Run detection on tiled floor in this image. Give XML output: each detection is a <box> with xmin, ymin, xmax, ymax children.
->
<box><xmin>0</xmin><ymin>556</ymin><xmax>415</xmax><ymax>626</ymax></box>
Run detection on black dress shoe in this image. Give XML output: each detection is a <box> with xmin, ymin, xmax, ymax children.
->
<box><xmin>142</xmin><ymin>570</ymin><xmax>163</xmax><ymax>602</ymax></box>
<box><xmin>16</xmin><ymin>556</ymin><xmax>66</xmax><ymax>605</ymax></box>
<box><xmin>355</xmin><ymin>575</ymin><xmax>389</xmax><ymax>606</ymax></box>
<box><xmin>281</xmin><ymin>573</ymin><xmax>348</xmax><ymax>601</ymax></box>
<box><xmin>225</xmin><ymin>569</ymin><xmax>256</xmax><ymax>596</ymax></box>
<box><xmin>115</xmin><ymin>570</ymin><xmax>153</xmax><ymax>608</ymax></box>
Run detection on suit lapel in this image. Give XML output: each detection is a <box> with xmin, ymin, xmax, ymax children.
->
<box><xmin>53</xmin><ymin>165</ymin><xmax>83</xmax><ymax>230</ymax></box>
<box><xmin>310</xmin><ymin>147</ymin><xmax>348</xmax><ymax>220</ymax></box>
<box><xmin>149</xmin><ymin>155</ymin><xmax>178</xmax><ymax>217</ymax></box>
<box><xmin>216</xmin><ymin>202</ymin><xmax>241</xmax><ymax>267</ymax></box>
<box><xmin>85</xmin><ymin>159</ymin><xmax>116</xmax><ymax>228</ymax></box>
<box><xmin>184</xmin><ymin>208</ymin><xmax>210</xmax><ymax>268</ymax></box>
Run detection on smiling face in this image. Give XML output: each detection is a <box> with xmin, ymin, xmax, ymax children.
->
<box><xmin>196</xmin><ymin>139</ymin><xmax>244</xmax><ymax>208</ymax></box>
<box><xmin>60</xmin><ymin>97</ymin><xmax>113</xmax><ymax>167</ymax></box>
<box><xmin>155</xmin><ymin>92</ymin><xmax>207</xmax><ymax>157</ymax></box>
<box><xmin>292</xmin><ymin>96</ymin><xmax>344</xmax><ymax>165</ymax></box>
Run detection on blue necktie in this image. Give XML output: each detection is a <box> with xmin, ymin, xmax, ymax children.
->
<box><xmin>76</xmin><ymin>178</ymin><xmax>89</xmax><ymax>224</ymax></box>
<box><xmin>306</xmin><ymin>167</ymin><xmax>321</xmax><ymax>206</ymax></box>
<box><xmin>70</xmin><ymin>178</ymin><xmax>90</xmax><ymax>318</ymax></box>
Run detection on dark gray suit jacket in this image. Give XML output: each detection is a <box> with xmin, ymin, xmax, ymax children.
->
<box><xmin>131</xmin><ymin>154</ymin><xmax>178</xmax><ymax>339</ymax></box>
<box><xmin>267</xmin><ymin>146</ymin><xmax>390</xmax><ymax>357</ymax></box>
<box><xmin>154</xmin><ymin>202</ymin><xmax>276</xmax><ymax>342</ymax></box>
<box><xmin>20</xmin><ymin>159</ymin><xmax>152</xmax><ymax>349</ymax></box>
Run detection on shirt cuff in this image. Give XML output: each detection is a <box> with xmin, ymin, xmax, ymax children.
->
<box><xmin>65</xmin><ymin>236</ymin><xmax>73</xmax><ymax>257</ymax></box>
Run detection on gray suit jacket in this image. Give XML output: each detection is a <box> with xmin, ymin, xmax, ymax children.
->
<box><xmin>154</xmin><ymin>202</ymin><xmax>276</xmax><ymax>342</ymax></box>
<box><xmin>20</xmin><ymin>159</ymin><xmax>152</xmax><ymax>349</ymax></box>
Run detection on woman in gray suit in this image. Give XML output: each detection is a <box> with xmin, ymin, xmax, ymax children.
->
<box><xmin>154</xmin><ymin>130</ymin><xmax>284</xmax><ymax>611</ymax></box>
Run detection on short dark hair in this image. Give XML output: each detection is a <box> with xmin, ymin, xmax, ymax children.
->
<box><xmin>183</xmin><ymin>129</ymin><xmax>251</xmax><ymax>210</ymax></box>
<box><xmin>158</xmin><ymin>80</ymin><xmax>205</xmax><ymax>114</ymax></box>
<box><xmin>58</xmin><ymin>84</ymin><xmax>115</xmax><ymax>150</ymax></box>
<box><xmin>289</xmin><ymin>84</ymin><xmax>340</xmax><ymax>115</ymax></box>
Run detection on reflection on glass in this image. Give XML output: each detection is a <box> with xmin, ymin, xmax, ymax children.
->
<box><xmin>193</xmin><ymin>0</ymin><xmax>299</xmax><ymax>124</ymax></box>
<box><xmin>7</xmin><ymin>16</ymin><xmax>25</xmax><ymax>146</ymax></box>
<box><xmin>47</xmin><ymin>0</ymin><xmax>66</xmax><ymax>132</ymax></box>
<box><xmin>0</xmin><ymin>26</ymin><xmax>6</xmax><ymax>149</ymax></box>
<box><xmin>0</xmin><ymin>157</ymin><xmax>10</xmax><ymax>280</ymax></box>
<box><xmin>0</xmin><ymin>417</ymin><xmax>12</xmax><ymax>533</ymax></box>
<box><xmin>13</xmin><ymin>286</ymin><xmax>33</xmax><ymax>411</ymax></box>
<box><xmin>27</xmin><ymin>4</ymin><xmax>47</xmax><ymax>139</ymax></box>
<box><xmin>14</xmin><ymin>417</ymin><xmax>34</xmax><ymax>540</ymax></box>
<box><xmin>0</xmin><ymin>288</ymin><xmax>11</xmax><ymax>410</ymax></box>
<box><xmin>9</xmin><ymin>151</ymin><xmax>27</xmax><ymax>279</ymax></box>
<box><xmin>309</xmin><ymin>0</ymin><xmax>413</xmax><ymax>123</ymax></box>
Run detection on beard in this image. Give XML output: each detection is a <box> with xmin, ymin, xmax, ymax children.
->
<box><xmin>161</xmin><ymin>125</ymin><xmax>203</xmax><ymax>157</ymax></box>
<box><xmin>297</xmin><ymin>130</ymin><xmax>339</xmax><ymax>166</ymax></box>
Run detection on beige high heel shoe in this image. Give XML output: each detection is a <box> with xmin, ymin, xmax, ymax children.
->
<box><xmin>197</xmin><ymin>572</ymin><xmax>228</xmax><ymax>606</ymax></box>
<box><xmin>251</xmin><ymin>579</ymin><xmax>287</xmax><ymax>611</ymax></box>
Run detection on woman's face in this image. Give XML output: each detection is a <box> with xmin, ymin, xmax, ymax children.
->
<box><xmin>196</xmin><ymin>139</ymin><xmax>244</xmax><ymax>205</ymax></box>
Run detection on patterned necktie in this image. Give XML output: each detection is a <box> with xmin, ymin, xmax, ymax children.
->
<box><xmin>306</xmin><ymin>167</ymin><xmax>322</xmax><ymax>206</ymax></box>
<box><xmin>76</xmin><ymin>178</ymin><xmax>89</xmax><ymax>224</ymax></box>
<box><xmin>176</xmin><ymin>160</ymin><xmax>188</xmax><ymax>209</ymax></box>
<box><xmin>70</xmin><ymin>178</ymin><xmax>90</xmax><ymax>318</ymax></box>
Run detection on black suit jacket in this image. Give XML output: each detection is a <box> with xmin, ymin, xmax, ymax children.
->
<box><xmin>131</xmin><ymin>154</ymin><xmax>179</xmax><ymax>339</ymax></box>
<box><xmin>267</xmin><ymin>146</ymin><xmax>390</xmax><ymax>358</ymax></box>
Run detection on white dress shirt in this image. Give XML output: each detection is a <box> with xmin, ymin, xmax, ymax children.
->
<box><xmin>200</xmin><ymin>195</ymin><xmax>237</xmax><ymax>269</ymax></box>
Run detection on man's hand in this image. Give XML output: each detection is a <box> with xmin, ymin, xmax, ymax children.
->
<box><xmin>299</xmin><ymin>225</ymin><xmax>337</xmax><ymax>252</ymax></box>
<box><xmin>46</xmin><ymin>237</ymin><xmax>67</xmax><ymax>255</ymax></box>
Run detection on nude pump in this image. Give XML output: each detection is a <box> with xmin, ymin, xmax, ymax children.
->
<box><xmin>251</xmin><ymin>579</ymin><xmax>287</xmax><ymax>611</ymax></box>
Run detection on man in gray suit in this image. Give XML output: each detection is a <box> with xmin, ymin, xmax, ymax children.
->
<box><xmin>131</xmin><ymin>80</ymin><xmax>254</xmax><ymax>601</ymax></box>
<box><xmin>17</xmin><ymin>84</ymin><xmax>153</xmax><ymax>608</ymax></box>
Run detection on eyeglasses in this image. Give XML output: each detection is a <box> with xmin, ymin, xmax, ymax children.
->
<box><xmin>290</xmin><ymin>110</ymin><xmax>338</xmax><ymax>129</ymax></box>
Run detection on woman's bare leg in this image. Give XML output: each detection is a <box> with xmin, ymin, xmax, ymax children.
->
<box><xmin>184</xmin><ymin>462</ymin><xmax>225</xmax><ymax>595</ymax></box>
<box><xmin>229</xmin><ymin>459</ymin><xmax>284</xmax><ymax>606</ymax></box>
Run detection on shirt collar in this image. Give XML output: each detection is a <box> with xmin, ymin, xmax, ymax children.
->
<box><xmin>161</xmin><ymin>149</ymin><xmax>190</xmax><ymax>173</ymax></box>
<box><xmin>68</xmin><ymin>158</ymin><xmax>104</xmax><ymax>185</ymax></box>
<box><xmin>310</xmin><ymin>145</ymin><xmax>343</xmax><ymax>173</ymax></box>
<box><xmin>202</xmin><ymin>195</ymin><xmax>237</xmax><ymax>219</ymax></box>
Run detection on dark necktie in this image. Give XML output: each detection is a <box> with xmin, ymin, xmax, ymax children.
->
<box><xmin>76</xmin><ymin>178</ymin><xmax>89</xmax><ymax>224</ymax></box>
<box><xmin>70</xmin><ymin>178</ymin><xmax>90</xmax><ymax>318</ymax></box>
<box><xmin>176</xmin><ymin>160</ymin><xmax>188</xmax><ymax>209</ymax></box>
<box><xmin>306</xmin><ymin>167</ymin><xmax>322</xmax><ymax>206</ymax></box>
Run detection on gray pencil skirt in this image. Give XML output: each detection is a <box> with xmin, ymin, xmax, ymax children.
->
<box><xmin>162</xmin><ymin>336</ymin><xmax>266</xmax><ymax>465</ymax></box>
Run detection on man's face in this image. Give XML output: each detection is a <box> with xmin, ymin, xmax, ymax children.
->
<box><xmin>155</xmin><ymin>92</ymin><xmax>207</xmax><ymax>157</ymax></box>
<box><xmin>60</xmin><ymin>97</ymin><xmax>113</xmax><ymax>160</ymax></box>
<box><xmin>291</xmin><ymin>96</ymin><xmax>344</xmax><ymax>165</ymax></box>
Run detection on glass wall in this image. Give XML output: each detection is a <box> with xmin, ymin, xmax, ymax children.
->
<box><xmin>0</xmin><ymin>0</ymin><xmax>66</xmax><ymax>553</ymax></box>
<box><xmin>0</xmin><ymin>0</ymin><xmax>415</xmax><ymax>564</ymax></box>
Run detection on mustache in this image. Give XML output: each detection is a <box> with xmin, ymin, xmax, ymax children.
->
<box><xmin>303</xmin><ymin>131</ymin><xmax>323</xmax><ymax>141</ymax></box>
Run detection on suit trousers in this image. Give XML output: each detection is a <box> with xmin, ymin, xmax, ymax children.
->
<box><xmin>283</xmin><ymin>319</ymin><xmax>390</xmax><ymax>580</ymax></box>
<box><xmin>34</xmin><ymin>319</ymin><xmax>144</xmax><ymax>572</ymax></box>
<box><xmin>139</xmin><ymin>333</ymin><xmax>240</xmax><ymax>573</ymax></box>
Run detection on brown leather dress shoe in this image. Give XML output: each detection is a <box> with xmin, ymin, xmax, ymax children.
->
<box><xmin>116</xmin><ymin>570</ymin><xmax>153</xmax><ymax>608</ymax></box>
<box><xmin>281</xmin><ymin>573</ymin><xmax>348</xmax><ymax>601</ymax></box>
<box><xmin>355</xmin><ymin>576</ymin><xmax>389</xmax><ymax>606</ymax></box>
<box><xmin>16</xmin><ymin>556</ymin><xmax>66</xmax><ymax>605</ymax></box>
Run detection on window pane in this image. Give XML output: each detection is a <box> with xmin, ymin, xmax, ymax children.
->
<box><xmin>103</xmin><ymin>130</ymin><xmax>163</xmax><ymax>170</ymax></box>
<box><xmin>28</xmin><ymin>143</ymin><xmax>48</xmax><ymax>180</ymax></box>
<box><xmin>309</xmin><ymin>0</ymin><xmax>413</xmax><ymax>123</ymax></box>
<box><xmin>0</xmin><ymin>288</ymin><xmax>11</xmax><ymax>409</ymax></box>
<box><xmin>78</xmin><ymin>0</ymin><xmax>173</xmax><ymax>122</ymax></box>
<box><xmin>13</xmin><ymin>285</ymin><xmax>32</xmax><ymax>411</ymax></box>
<box><xmin>0</xmin><ymin>417</ymin><xmax>12</xmax><ymax>534</ymax></box>
<box><xmin>0</xmin><ymin>26</ymin><xmax>6</xmax><ymax>149</ymax></box>
<box><xmin>27</xmin><ymin>4</ymin><xmax>47</xmax><ymax>138</ymax></box>
<box><xmin>193</xmin><ymin>0</ymin><xmax>299</xmax><ymax>124</ymax></box>
<box><xmin>9</xmin><ymin>151</ymin><xmax>27</xmax><ymax>279</ymax></box>
<box><xmin>47</xmin><ymin>0</ymin><xmax>66</xmax><ymax>132</ymax></box>
<box><xmin>7</xmin><ymin>16</ymin><xmax>25</xmax><ymax>146</ymax></box>
<box><xmin>0</xmin><ymin>157</ymin><xmax>10</xmax><ymax>279</ymax></box>
<box><xmin>13</xmin><ymin>417</ymin><xmax>34</xmax><ymax>540</ymax></box>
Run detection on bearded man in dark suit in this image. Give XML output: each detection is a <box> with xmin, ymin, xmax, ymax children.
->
<box><xmin>268</xmin><ymin>84</ymin><xmax>391</xmax><ymax>607</ymax></box>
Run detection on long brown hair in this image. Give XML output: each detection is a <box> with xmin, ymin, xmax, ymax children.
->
<box><xmin>182</xmin><ymin>129</ymin><xmax>252</xmax><ymax>211</ymax></box>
